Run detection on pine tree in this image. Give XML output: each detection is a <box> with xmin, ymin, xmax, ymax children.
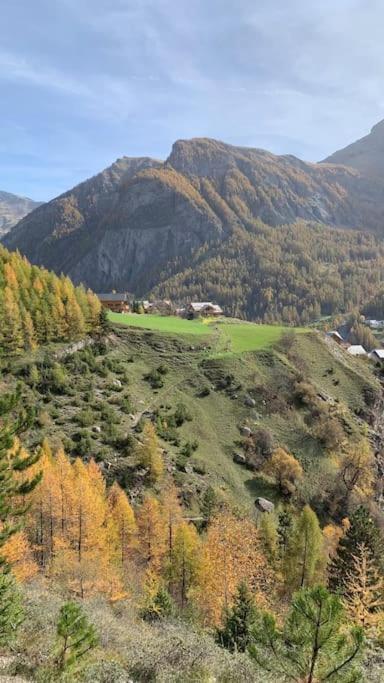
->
<box><xmin>0</xmin><ymin>574</ymin><xmax>23</xmax><ymax>646</ymax></box>
<box><xmin>329</xmin><ymin>506</ymin><xmax>383</xmax><ymax>596</ymax></box>
<box><xmin>55</xmin><ymin>601</ymin><xmax>98</xmax><ymax>673</ymax></box>
<box><xmin>250</xmin><ymin>586</ymin><xmax>364</xmax><ymax>683</ymax></box>
<box><xmin>217</xmin><ymin>581</ymin><xmax>257</xmax><ymax>652</ymax></box>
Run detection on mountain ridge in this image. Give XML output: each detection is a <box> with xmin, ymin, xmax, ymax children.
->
<box><xmin>4</xmin><ymin>131</ymin><xmax>384</xmax><ymax>321</ymax></box>
<box><xmin>0</xmin><ymin>190</ymin><xmax>42</xmax><ymax>237</ymax></box>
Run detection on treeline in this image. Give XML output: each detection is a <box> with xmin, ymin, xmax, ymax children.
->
<box><xmin>152</xmin><ymin>221</ymin><xmax>384</xmax><ymax>324</ymax></box>
<box><xmin>0</xmin><ymin>246</ymin><xmax>101</xmax><ymax>354</ymax></box>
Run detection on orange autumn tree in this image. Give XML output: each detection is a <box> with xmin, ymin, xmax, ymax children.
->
<box><xmin>136</xmin><ymin>495</ymin><xmax>166</xmax><ymax>572</ymax></box>
<box><xmin>168</xmin><ymin>521</ymin><xmax>201</xmax><ymax>609</ymax></box>
<box><xmin>197</xmin><ymin>511</ymin><xmax>275</xmax><ymax>626</ymax></box>
<box><xmin>107</xmin><ymin>482</ymin><xmax>136</xmax><ymax>570</ymax></box>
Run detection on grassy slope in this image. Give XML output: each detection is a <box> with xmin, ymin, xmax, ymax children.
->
<box><xmin>3</xmin><ymin>321</ymin><xmax>379</xmax><ymax>515</ymax></box>
<box><xmin>109</xmin><ymin>313</ymin><xmax>307</xmax><ymax>355</ymax></box>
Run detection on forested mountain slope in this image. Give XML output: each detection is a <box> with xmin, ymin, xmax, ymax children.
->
<box><xmin>0</xmin><ymin>246</ymin><xmax>101</xmax><ymax>353</ymax></box>
<box><xmin>4</xmin><ymin>136</ymin><xmax>384</xmax><ymax>322</ymax></box>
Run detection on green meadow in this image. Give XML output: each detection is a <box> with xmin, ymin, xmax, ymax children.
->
<box><xmin>108</xmin><ymin>312</ymin><xmax>307</xmax><ymax>354</ymax></box>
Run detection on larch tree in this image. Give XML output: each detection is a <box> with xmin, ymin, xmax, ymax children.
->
<box><xmin>136</xmin><ymin>422</ymin><xmax>164</xmax><ymax>484</ymax></box>
<box><xmin>284</xmin><ymin>505</ymin><xmax>323</xmax><ymax>591</ymax></box>
<box><xmin>329</xmin><ymin>506</ymin><xmax>383</xmax><ymax>596</ymax></box>
<box><xmin>263</xmin><ymin>447</ymin><xmax>303</xmax><ymax>495</ymax></box>
<box><xmin>136</xmin><ymin>495</ymin><xmax>166</xmax><ymax>573</ymax></box>
<box><xmin>107</xmin><ymin>482</ymin><xmax>136</xmax><ymax>569</ymax></box>
<box><xmin>168</xmin><ymin>521</ymin><xmax>201</xmax><ymax>610</ymax></box>
<box><xmin>197</xmin><ymin>512</ymin><xmax>274</xmax><ymax>627</ymax></box>
<box><xmin>343</xmin><ymin>542</ymin><xmax>384</xmax><ymax>633</ymax></box>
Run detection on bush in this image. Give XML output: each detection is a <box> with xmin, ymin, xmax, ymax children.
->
<box><xmin>144</xmin><ymin>369</ymin><xmax>164</xmax><ymax>389</ymax></box>
<box><xmin>75</xmin><ymin>407</ymin><xmax>94</xmax><ymax>427</ymax></box>
<box><xmin>174</xmin><ymin>403</ymin><xmax>192</xmax><ymax>427</ymax></box>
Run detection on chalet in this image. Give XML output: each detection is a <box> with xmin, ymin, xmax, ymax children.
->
<box><xmin>187</xmin><ymin>302</ymin><xmax>223</xmax><ymax>318</ymax></box>
<box><xmin>327</xmin><ymin>330</ymin><xmax>344</xmax><ymax>345</ymax></box>
<box><xmin>346</xmin><ymin>344</ymin><xmax>367</xmax><ymax>356</ymax></box>
<box><xmin>369</xmin><ymin>349</ymin><xmax>384</xmax><ymax>364</ymax></box>
<box><xmin>97</xmin><ymin>292</ymin><xmax>130</xmax><ymax>313</ymax></box>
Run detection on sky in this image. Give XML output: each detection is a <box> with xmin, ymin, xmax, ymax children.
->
<box><xmin>1</xmin><ymin>0</ymin><xmax>384</xmax><ymax>201</ymax></box>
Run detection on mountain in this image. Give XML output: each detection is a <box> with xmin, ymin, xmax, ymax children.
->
<box><xmin>0</xmin><ymin>190</ymin><xmax>42</xmax><ymax>237</ymax></box>
<box><xmin>323</xmin><ymin>119</ymin><xmax>384</xmax><ymax>179</ymax></box>
<box><xmin>5</xmin><ymin>136</ymin><xmax>384</xmax><ymax>322</ymax></box>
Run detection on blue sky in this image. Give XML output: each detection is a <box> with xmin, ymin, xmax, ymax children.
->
<box><xmin>1</xmin><ymin>0</ymin><xmax>383</xmax><ymax>201</ymax></box>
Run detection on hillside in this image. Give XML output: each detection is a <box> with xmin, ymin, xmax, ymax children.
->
<box><xmin>0</xmin><ymin>190</ymin><xmax>41</xmax><ymax>237</ymax></box>
<box><xmin>3</xmin><ymin>314</ymin><xmax>381</xmax><ymax>515</ymax></box>
<box><xmin>2</xmin><ymin>314</ymin><xmax>384</xmax><ymax>680</ymax></box>
<box><xmin>324</xmin><ymin>119</ymin><xmax>384</xmax><ymax>180</ymax></box>
<box><xmin>5</xmin><ymin>137</ymin><xmax>384</xmax><ymax>322</ymax></box>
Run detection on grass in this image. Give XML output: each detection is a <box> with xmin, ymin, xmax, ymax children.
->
<box><xmin>108</xmin><ymin>312</ymin><xmax>213</xmax><ymax>336</ymax></box>
<box><xmin>109</xmin><ymin>313</ymin><xmax>308</xmax><ymax>355</ymax></box>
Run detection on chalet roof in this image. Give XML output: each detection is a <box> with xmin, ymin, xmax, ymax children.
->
<box><xmin>97</xmin><ymin>292</ymin><xmax>129</xmax><ymax>302</ymax></box>
<box><xmin>347</xmin><ymin>345</ymin><xmax>367</xmax><ymax>356</ymax></box>
<box><xmin>328</xmin><ymin>330</ymin><xmax>343</xmax><ymax>340</ymax></box>
<box><xmin>371</xmin><ymin>349</ymin><xmax>384</xmax><ymax>359</ymax></box>
<box><xmin>189</xmin><ymin>302</ymin><xmax>223</xmax><ymax>313</ymax></box>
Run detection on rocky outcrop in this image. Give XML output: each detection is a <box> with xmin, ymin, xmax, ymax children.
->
<box><xmin>5</xmin><ymin>135</ymin><xmax>384</xmax><ymax>293</ymax></box>
<box><xmin>0</xmin><ymin>190</ymin><xmax>41</xmax><ymax>237</ymax></box>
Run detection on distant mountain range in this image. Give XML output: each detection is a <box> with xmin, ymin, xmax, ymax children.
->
<box><xmin>4</xmin><ymin>124</ymin><xmax>384</xmax><ymax>322</ymax></box>
<box><xmin>0</xmin><ymin>191</ymin><xmax>42</xmax><ymax>237</ymax></box>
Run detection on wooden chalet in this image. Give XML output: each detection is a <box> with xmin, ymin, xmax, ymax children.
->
<box><xmin>97</xmin><ymin>292</ymin><xmax>130</xmax><ymax>313</ymax></box>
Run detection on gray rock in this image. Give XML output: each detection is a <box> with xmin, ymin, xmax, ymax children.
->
<box><xmin>240</xmin><ymin>426</ymin><xmax>252</xmax><ymax>438</ymax></box>
<box><xmin>92</xmin><ymin>425</ymin><xmax>102</xmax><ymax>434</ymax></box>
<box><xmin>184</xmin><ymin>465</ymin><xmax>194</xmax><ymax>475</ymax></box>
<box><xmin>233</xmin><ymin>452</ymin><xmax>246</xmax><ymax>465</ymax></box>
<box><xmin>112</xmin><ymin>379</ymin><xmax>122</xmax><ymax>388</ymax></box>
<box><xmin>255</xmin><ymin>497</ymin><xmax>275</xmax><ymax>513</ymax></box>
<box><xmin>244</xmin><ymin>396</ymin><xmax>256</xmax><ymax>407</ymax></box>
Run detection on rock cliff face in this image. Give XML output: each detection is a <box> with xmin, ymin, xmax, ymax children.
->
<box><xmin>0</xmin><ymin>191</ymin><xmax>42</xmax><ymax>237</ymax></box>
<box><xmin>323</xmin><ymin>119</ymin><xmax>384</xmax><ymax>179</ymax></box>
<box><xmin>4</xmin><ymin>136</ymin><xmax>384</xmax><ymax>293</ymax></box>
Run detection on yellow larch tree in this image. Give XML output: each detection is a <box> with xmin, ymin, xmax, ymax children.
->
<box><xmin>344</xmin><ymin>542</ymin><xmax>384</xmax><ymax>634</ymax></box>
<box><xmin>197</xmin><ymin>512</ymin><xmax>275</xmax><ymax>627</ymax></box>
<box><xmin>168</xmin><ymin>521</ymin><xmax>201</xmax><ymax>609</ymax></box>
<box><xmin>107</xmin><ymin>482</ymin><xmax>136</xmax><ymax>570</ymax></box>
<box><xmin>136</xmin><ymin>422</ymin><xmax>164</xmax><ymax>484</ymax></box>
<box><xmin>136</xmin><ymin>495</ymin><xmax>166</xmax><ymax>573</ymax></box>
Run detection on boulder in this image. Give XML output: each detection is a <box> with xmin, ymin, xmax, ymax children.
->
<box><xmin>240</xmin><ymin>426</ymin><xmax>252</xmax><ymax>438</ymax></box>
<box><xmin>255</xmin><ymin>497</ymin><xmax>275</xmax><ymax>513</ymax></box>
<box><xmin>244</xmin><ymin>396</ymin><xmax>256</xmax><ymax>407</ymax></box>
<box><xmin>233</xmin><ymin>452</ymin><xmax>246</xmax><ymax>465</ymax></box>
<box><xmin>92</xmin><ymin>425</ymin><xmax>102</xmax><ymax>434</ymax></box>
<box><xmin>184</xmin><ymin>464</ymin><xmax>194</xmax><ymax>475</ymax></box>
<box><xmin>112</xmin><ymin>379</ymin><xmax>122</xmax><ymax>388</ymax></box>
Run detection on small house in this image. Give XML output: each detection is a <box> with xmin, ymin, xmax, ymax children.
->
<box><xmin>97</xmin><ymin>293</ymin><xmax>130</xmax><ymax>313</ymax></box>
<box><xmin>369</xmin><ymin>349</ymin><xmax>384</xmax><ymax>364</ymax></box>
<box><xmin>327</xmin><ymin>330</ymin><xmax>344</xmax><ymax>344</ymax></box>
<box><xmin>346</xmin><ymin>345</ymin><xmax>367</xmax><ymax>356</ymax></box>
<box><xmin>188</xmin><ymin>302</ymin><xmax>223</xmax><ymax>318</ymax></box>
